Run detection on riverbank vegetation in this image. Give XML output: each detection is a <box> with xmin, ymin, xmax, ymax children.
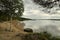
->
<box><xmin>22</xmin><ymin>31</ymin><xmax>60</xmax><ymax>40</ymax></box>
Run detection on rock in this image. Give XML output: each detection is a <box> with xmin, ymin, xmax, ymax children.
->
<box><xmin>24</xmin><ymin>28</ymin><xmax>33</xmax><ymax>33</ymax></box>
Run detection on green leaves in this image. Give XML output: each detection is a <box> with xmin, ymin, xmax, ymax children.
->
<box><xmin>0</xmin><ymin>0</ymin><xmax>24</xmax><ymax>21</ymax></box>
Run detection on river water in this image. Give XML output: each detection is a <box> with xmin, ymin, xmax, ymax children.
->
<box><xmin>23</xmin><ymin>20</ymin><xmax>60</xmax><ymax>36</ymax></box>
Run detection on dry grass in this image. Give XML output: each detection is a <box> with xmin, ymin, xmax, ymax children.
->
<box><xmin>0</xmin><ymin>20</ymin><xmax>28</xmax><ymax>40</ymax></box>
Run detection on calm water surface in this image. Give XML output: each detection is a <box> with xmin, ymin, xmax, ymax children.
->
<box><xmin>23</xmin><ymin>20</ymin><xmax>60</xmax><ymax>36</ymax></box>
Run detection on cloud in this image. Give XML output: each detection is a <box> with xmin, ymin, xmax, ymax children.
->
<box><xmin>22</xmin><ymin>0</ymin><xmax>60</xmax><ymax>19</ymax></box>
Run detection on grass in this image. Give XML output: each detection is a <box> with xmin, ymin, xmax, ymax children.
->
<box><xmin>22</xmin><ymin>31</ymin><xmax>60</xmax><ymax>40</ymax></box>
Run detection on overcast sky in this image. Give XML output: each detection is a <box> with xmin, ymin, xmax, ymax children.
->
<box><xmin>22</xmin><ymin>0</ymin><xmax>60</xmax><ymax>19</ymax></box>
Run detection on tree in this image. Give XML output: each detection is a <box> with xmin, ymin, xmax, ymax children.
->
<box><xmin>33</xmin><ymin>0</ymin><xmax>59</xmax><ymax>8</ymax></box>
<box><xmin>0</xmin><ymin>0</ymin><xmax>24</xmax><ymax>21</ymax></box>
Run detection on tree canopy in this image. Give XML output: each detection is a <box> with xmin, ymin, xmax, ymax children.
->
<box><xmin>0</xmin><ymin>0</ymin><xmax>24</xmax><ymax>21</ymax></box>
<box><xmin>33</xmin><ymin>0</ymin><xmax>60</xmax><ymax>8</ymax></box>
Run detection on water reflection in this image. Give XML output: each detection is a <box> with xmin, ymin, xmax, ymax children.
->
<box><xmin>23</xmin><ymin>20</ymin><xmax>60</xmax><ymax>36</ymax></box>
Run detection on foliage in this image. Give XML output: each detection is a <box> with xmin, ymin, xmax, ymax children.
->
<box><xmin>0</xmin><ymin>0</ymin><xmax>24</xmax><ymax>21</ymax></box>
<box><xmin>22</xmin><ymin>31</ymin><xmax>60</xmax><ymax>40</ymax></box>
<box><xmin>33</xmin><ymin>0</ymin><xmax>59</xmax><ymax>8</ymax></box>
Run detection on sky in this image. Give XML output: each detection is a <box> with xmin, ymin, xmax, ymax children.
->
<box><xmin>22</xmin><ymin>0</ymin><xmax>60</xmax><ymax>19</ymax></box>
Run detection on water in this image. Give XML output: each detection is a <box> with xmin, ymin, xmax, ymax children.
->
<box><xmin>23</xmin><ymin>20</ymin><xmax>60</xmax><ymax>36</ymax></box>
<box><xmin>22</xmin><ymin>0</ymin><xmax>60</xmax><ymax>36</ymax></box>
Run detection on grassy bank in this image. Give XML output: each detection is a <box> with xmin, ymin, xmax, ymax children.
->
<box><xmin>22</xmin><ymin>32</ymin><xmax>60</xmax><ymax>40</ymax></box>
<box><xmin>0</xmin><ymin>20</ymin><xmax>60</xmax><ymax>40</ymax></box>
